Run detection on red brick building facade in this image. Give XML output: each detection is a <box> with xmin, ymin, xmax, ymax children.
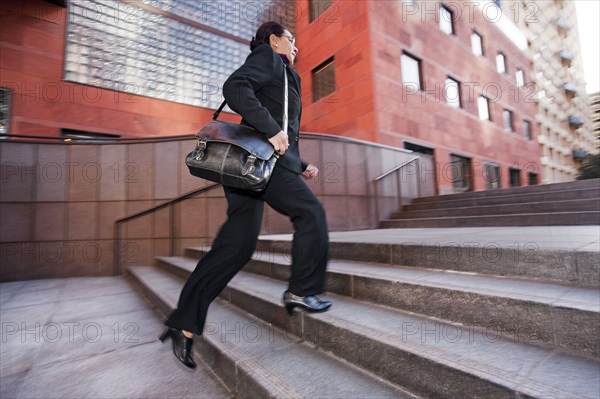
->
<box><xmin>294</xmin><ymin>0</ymin><xmax>540</xmax><ymax>194</ymax></box>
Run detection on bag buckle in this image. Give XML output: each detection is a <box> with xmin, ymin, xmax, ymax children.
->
<box><xmin>194</xmin><ymin>140</ymin><xmax>207</xmax><ymax>161</ymax></box>
<box><xmin>241</xmin><ymin>155</ymin><xmax>256</xmax><ymax>176</ymax></box>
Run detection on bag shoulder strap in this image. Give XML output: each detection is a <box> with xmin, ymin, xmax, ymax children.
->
<box><xmin>214</xmin><ymin>65</ymin><xmax>289</xmax><ymax>136</ymax></box>
<box><xmin>212</xmin><ymin>101</ymin><xmax>227</xmax><ymax>120</ymax></box>
<box><xmin>282</xmin><ymin>65</ymin><xmax>288</xmax><ymax>135</ymax></box>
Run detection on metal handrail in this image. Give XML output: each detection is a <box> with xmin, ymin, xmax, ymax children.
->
<box><xmin>0</xmin><ymin>133</ymin><xmax>197</xmax><ymax>144</ymax></box>
<box><xmin>373</xmin><ymin>156</ymin><xmax>422</xmax><ymax>224</ymax></box>
<box><xmin>374</xmin><ymin>156</ymin><xmax>420</xmax><ymax>181</ymax></box>
<box><xmin>113</xmin><ymin>183</ymin><xmax>220</xmax><ymax>275</ymax></box>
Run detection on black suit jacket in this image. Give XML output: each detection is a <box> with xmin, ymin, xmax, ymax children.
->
<box><xmin>223</xmin><ymin>44</ymin><xmax>307</xmax><ymax>174</ymax></box>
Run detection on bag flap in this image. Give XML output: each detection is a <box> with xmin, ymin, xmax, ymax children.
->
<box><xmin>196</xmin><ymin>121</ymin><xmax>275</xmax><ymax>160</ymax></box>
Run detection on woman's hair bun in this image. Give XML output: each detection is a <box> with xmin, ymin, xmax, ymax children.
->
<box><xmin>250</xmin><ymin>21</ymin><xmax>286</xmax><ymax>51</ymax></box>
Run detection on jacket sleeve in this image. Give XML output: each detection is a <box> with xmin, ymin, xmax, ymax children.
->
<box><xmin>300</xmin><ymin>159</ymin><xmax>309</xmax><ymax>172</ymax></box>
<box><xmin>223</xmin><ymin>45</ymin><xmax>282</xmax><ymax>139</ymax></box>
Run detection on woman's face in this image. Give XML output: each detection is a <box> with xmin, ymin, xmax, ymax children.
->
<box><xmin>271</xmin><ymin>29</ymin><xmax>298</xmax><ymax>65</ymax></box>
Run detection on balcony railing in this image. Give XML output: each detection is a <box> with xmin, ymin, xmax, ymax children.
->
<box><xmin>559</xmin><ymin>50</ymin><xmax>575</xmax><ymax>68</ymax></box>
<box><xmin>568</xmin><ymin>115</ymin><xmax>584</xmax><ymax>129</ymax></box>
<box><xmin>564</xmin><ymin>82</ymin><xmax>577</xmax><ymax>98</ymax></box>
<box><xmin>555</xmin><ymin>18</ymin><xmax>571</xmax><ymax>35</ymax></box>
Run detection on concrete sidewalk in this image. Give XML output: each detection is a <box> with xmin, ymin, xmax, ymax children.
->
<box><xmin>0</xmin><ymin>276</ymin><xmax>231</xmax><ymax>399</ymax></box>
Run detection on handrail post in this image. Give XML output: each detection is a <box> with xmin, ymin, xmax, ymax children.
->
<box><xmin>169</xmin><ymin>202</ymin><xmax>175</xmax><ymax>256</ymax></box>
<box><xmin>397</xmin><ymin>168</ymin><xmax>403</xmax><ymax>210</ymax></box>
<box><xmin>415</xmin><ymin>160</ymin><xmax>422</xmax><ymax>198</ymax></box>
<box><xmin>114</xmin><ymin>222</ymin><xmax>121</xmax><ymax>276</ymax></box>
<box><xmin>374</xmin><ymin>180</ymin><xmax>380</xmax><ymax>226</ymax></box>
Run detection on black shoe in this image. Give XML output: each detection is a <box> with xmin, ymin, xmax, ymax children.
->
<box><xmin>159</xmin><ymin>327</ymin><xmax>197</xmax><ymax>369</ymax></box>
<box><xmin>283</xmin><ymin>290</ymin><xmax>332</xmax><ymax>315</ymax></box>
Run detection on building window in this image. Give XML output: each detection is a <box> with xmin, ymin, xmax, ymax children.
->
<box><xmin>0</xmin><ymin>88</ymin><xmax>10</xmax><ymax>134</ymax></box>
<box><xmin>439</xmin><ymin>5</ymin><xmax>454</xmax><ymax>35</ymax></box>
<box><xmin>309</xmin><ymin>0</ymin><xmax>332</xmax><ymax>22</ymax></box>
<box><xmin>509</xmin><ymin>168</ymin><xmax>521</xmax><ymax>187</ymax></box>
<box><xmin>503</xmin><ymin>109</ymin><xmax>514</xmax><ymax>132</ymax></box>
<box><xmin>312</xmin><ymin>57</ymin><xmax>336</xmax><ymax>102</ymax></box>
<box><xmin>401</xmin><ymin>52</ymin><xmax>422</xmax><ymax>91</ymax></box>
<box><xmin>450</xmin><ymin>154</ymin><xmax>473</xmax><ymax>192</ymax></box>
<box><xmin>471</xmin><ymin>32</ymin><xmax>483</xmax><ymax>56</ymax></box>
<box><xmin>496</xmin><ymin>52</ymin><xmax>506</xmax><ymax>73</ymax></box>
<box><xmin>524</xmin><ymin>120</ymin><xmax>532</xmax><ymax>140</ymax></box>
<box><xmin>445</xmin><ymin>77</ymin><xmax>461</xmax><ymax>108</ymax></box>
<box><xmin>515</xmin><ymin>68</ymin><xmax>525</xmax><ymax>87</ymax></box>
<box><xmin>478</xmin><ymin>96</ymin><xmax>491</xmax><ymax>120</ymax></box>
<box><xmin>61</xmin><ymin>128</ymin><xmax>120</xmax><ymax>142</ymax></box>
<box><xmin>528</xmin><ymin>172</ymin><xmax>539</xmax><ymax>185</ymax></box>
<box><xmin>404</xmin><ymin>142</ymin><xmax>434</xmax><ymax>155</ymax></box>
<box><xmin>484</xmin><ymin>163</ymin><xmax>501</xmax><ymax>189</ymax></box>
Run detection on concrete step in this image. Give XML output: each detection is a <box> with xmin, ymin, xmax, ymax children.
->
<box><xmin>255</xmin><ymin>235</ymin><xmax>599</xmax><ymax>287</ymax></box>
<box><xmin>411</xmin><ymin>179</ymin><xmax>600</xmax><ymax>204</ymax></box>
<box><xmin>391</xmin><ymin>199</ymin><xmax>600</xmax><ymax>219</ymax></box>
<box><xmin>380</xmin><ymin>212</ymin><xmax>600</xmax><ymax>228</ymax></box>
<box><xmin>162</xmin><ymin>252</ymin><xmax>600</xmax><ymax>358</ymax></box>
<box><xmin>126</xmin><ymin>265</ymin><xmax>417</xmax><ymax>399</ymax></box>
<box><xmin>405</xmin><ymin>188</ymin><xmax>600</xmax><ymax>211</ymax></box>
<box><xmin>152</xmin><ymin>265</ymin><xmax>600</xmax><ymax>399</ymax></box>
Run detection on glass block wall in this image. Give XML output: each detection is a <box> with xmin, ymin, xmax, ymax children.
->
<box><xmin>0</xmin><ymin>88</ymin><xmax>10</xmax><ymax>134</ymax></box>
<box><xmin>65</xmin><ymin>0</ymin><xmax>294</xmax><ymax>110</ymax></box>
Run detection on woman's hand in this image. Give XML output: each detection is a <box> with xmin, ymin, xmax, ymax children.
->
<box><xmin>268</xmin><ymin>131</ymin><xmax>289</xmax><ymax>155</ymax></box>
<box><xmin>302</xmin><ymin>164</ymin><xmax>319</xmax><ymax>179</ymax></box>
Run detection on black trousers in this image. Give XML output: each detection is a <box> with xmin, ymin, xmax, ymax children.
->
<box><xmin>165</xmin><ymin>165</ymin><xmax>329</xmax><ymax>335</ymax></box>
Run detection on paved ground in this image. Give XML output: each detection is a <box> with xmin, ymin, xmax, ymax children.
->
<box><xmin>0</xmin><ymin>276</ymin><xmax>231</xmax><ymax>399</ymax></box>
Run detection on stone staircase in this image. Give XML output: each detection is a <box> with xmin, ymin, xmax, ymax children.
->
<box><xmin>126</xmin><ymin>234</ymin><xmax>600</xmax><ymax>399</ymax></box>
<box><xmin>381</xmin><ymin>179</ymin><xmax>600</xmax><ymax>228</ymax></box>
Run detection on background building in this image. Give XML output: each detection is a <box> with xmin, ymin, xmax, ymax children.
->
<box><xmin>591</xmin><ymin>91</ymin><xmax>600</xmax><ymax>149</ymax></box>
<box><xmin>500</xmin><ymin>0</ymin><xmax>597</xmax><ymax>183</ymax></box>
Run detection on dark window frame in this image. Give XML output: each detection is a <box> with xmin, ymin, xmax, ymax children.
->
<box><xmin>471</xmin><ymin>30</ymin><xmax>484</xmax><ymax>56</ymax></box>
<box><xmin>484</xmin><ymin>162</ymin><xmax>502</xmax><ymax>189</ymax></box>
<box><xmin>445</xmin><ymin>76</ymin><xmax>462</xmax><ymax>108</ymax></box>
<box><xmin>515</xmin><ymin>68</ymin><xmax>525</xmax><ymax>87</ymax></box>
<box><xmin>312</xmin><ymin>56</ymin><xmax>336</xmax><ymax>102</ymax></box>
<box><xmin>439</xmin><ymin>4</ymin><xmax>455</xmax><ymax>35</ymax></box>
<box><xmin>509</xmin><ymin>167</ymin><xmax>521</xmax><ymax>187</ymax></box>
<box><xmin>496</xmin><ymin>52</ymin><xmax>507</xmax><ymax>74</ymax></box>
<box><xmin>404</xmin><ymin>142</ymin><xmax>434</xmax><ymax>156</ymax></box>
<box><xmin>401</xmin><ymin>51</ymin><xmax>424</xmax><ymax>91</ymax></box>
<box><xmin>478</xmin><ymin>95</ymin><xmax>492</xmax><ymax>121</ymax></box>
<box><xmin>503</xmin><ymin>109</ymin><xmax>515</xmax><ymax>132</ymax></box>
<box><xmin>450</xmin><ymin>154</ymin><xmax>473</xmax><ymax>193</ymax></box>
<box><xmin>528</xmin><ymin>172</ymin><xmax>539</xmax><ymax>185</ymax></box>
<box><xmin>309</xmin><ymin>0</ymin><xmax>332</xmax><ymax>22</ymax></box>
<box><xmin>523</xmin><ymin>120</ymin><xmax>533</xmax><ymax>140</ymax></box>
